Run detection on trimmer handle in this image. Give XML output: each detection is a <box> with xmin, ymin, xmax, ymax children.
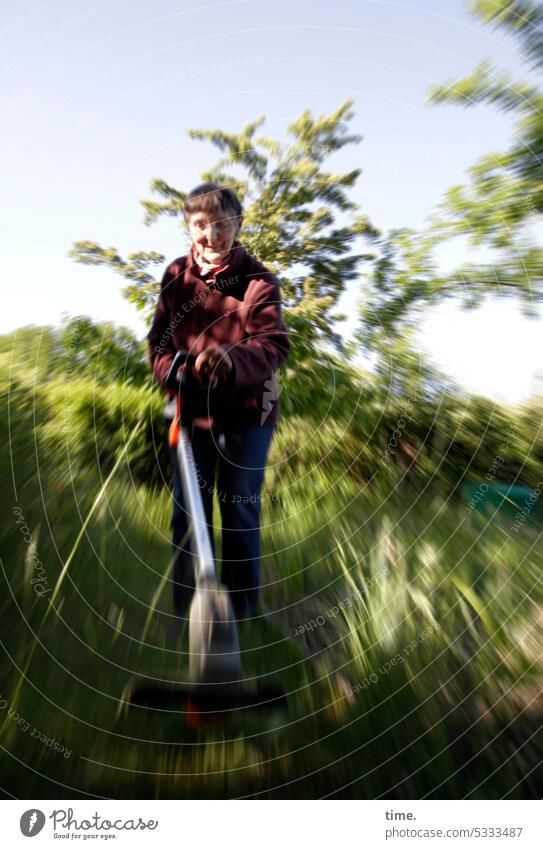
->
<box><xmin>165</xmin><ymin>349</ymin><xmax>223</xmax><ymax>393</ymax></box>
<box><xmin>165</xmin><ymin>350</ymin><xmax>197</xmax><ymax>392</ymax></box>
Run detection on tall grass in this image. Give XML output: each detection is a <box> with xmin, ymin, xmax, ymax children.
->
<box><xmin>1</xmin><ymin>352</ymin><xmax>542</xmax><ymax>799</ymax></box>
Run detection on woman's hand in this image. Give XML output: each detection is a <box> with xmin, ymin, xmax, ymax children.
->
<box><xmin>194</xmin><ymin>346</ymin><xmax>233</xmax><ymax>382</ymax></box>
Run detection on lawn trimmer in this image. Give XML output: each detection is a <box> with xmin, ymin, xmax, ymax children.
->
<box><xmin>123</xmin><ymin>350</ymin><xmax>287</xmax><ymax>725</ymax></box>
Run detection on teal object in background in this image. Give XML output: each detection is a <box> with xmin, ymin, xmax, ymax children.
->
<box><xmin>462</xmin><ymin>482</ymin><xmax>542</xmax><ymax>523</ymax></box>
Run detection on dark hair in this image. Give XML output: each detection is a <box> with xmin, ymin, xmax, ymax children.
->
<box><xmin>184</xmin><ymin>182</ymin><xmax>242</xmax><ymax>224</ymax></box>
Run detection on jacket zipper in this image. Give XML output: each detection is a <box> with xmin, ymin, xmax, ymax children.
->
<box><xmin>196</xmin><ymin>275</ymin><xmax>220</xmax><ymax>427</ymax></box>
<box><xmin>194</xmin><ymin>275</ymin><xmax>215</xmax><ymax>346</ymax></box>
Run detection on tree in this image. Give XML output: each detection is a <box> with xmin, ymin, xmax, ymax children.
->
<box><xmin>426</xmin><ymin>0</ymin><xmax>543</xmax><ymax>317</ymax></box>
<box><xmin>69</xmin><ymin>100</ymin><xmax>378</xmax><ymax>365</ymax></box>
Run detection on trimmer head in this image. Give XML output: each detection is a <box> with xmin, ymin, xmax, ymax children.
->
<box><xmin>121</xmin><ymin>581</ymin><xmax>287</xmax><ymax>725</ymax></box>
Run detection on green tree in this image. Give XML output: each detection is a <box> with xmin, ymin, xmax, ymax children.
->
<box><xmin>69</xmin><ymin>100</ymin><xmax>378</xmax><ymax>365</ymax></box>
<box><xmin>58</xmin><ymin>316</ymin><xmax>148</xmax><ymax>386</ymax></box>
<box><xmin>426</xmin><ymin>0</ymin><xmax>543</xmax><ymax>316</ymax></box>
<box><xmin>0</xmin><ymin>325</ymin><xmax>63</xmax><ymax>381</ymax></box>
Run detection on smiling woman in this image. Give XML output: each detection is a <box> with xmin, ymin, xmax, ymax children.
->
<box><xmin>186</xmin><ymin>184</ymin><xmax>243</xmax><ymax>283</ymax></box>
<box><xmin>147</xmin><ymin>182</ymin><xmax>291</xmax><ymax>619</ymax></box>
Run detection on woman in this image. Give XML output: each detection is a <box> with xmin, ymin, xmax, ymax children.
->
<box><xmin>147</xmin><ymin>183</ymin><xmax>290</xmax><ymax>620</ymax></box>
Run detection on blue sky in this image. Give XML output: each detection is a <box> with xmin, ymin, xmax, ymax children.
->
<box><xmin>2</xmin><ymin>0</ymin><xmax>541</xmax><ymax>402</ymax></box>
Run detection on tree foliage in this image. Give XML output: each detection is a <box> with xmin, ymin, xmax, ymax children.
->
<box><xmin>58</xmin><ymin>316</ymin><xmax>148</xmax><ymax>385</ymax></box>
<box><xmin>426</xmin><ymin>0</ymin><xmax>543</xmax><ymax>316</ymax></box>
<box><xmin>0</xmin><ymin>318</ymin><xmax>148</xmax><ymax>387</ymax></box>
<box><xmin>357</xmin><ymin>0</ymin><xmax>543</xmax><ymax>387</ymax></box>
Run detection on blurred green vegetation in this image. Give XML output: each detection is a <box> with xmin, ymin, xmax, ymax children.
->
<box><xmin>1</xmin><ymin>319</ymin><xmax>542</xmax><ymax>798</ymax></box>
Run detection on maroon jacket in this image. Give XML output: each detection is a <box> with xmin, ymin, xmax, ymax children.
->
<box><xmin>147</xmin><ymin>240</ymin><xmax>291</xmax><ymax>428</ymax></box>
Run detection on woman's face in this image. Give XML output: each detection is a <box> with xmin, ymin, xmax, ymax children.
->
<box><xmin>188</xmin><ymin>208</ymin><xmax>242</xmax><ymax>265</ymax></box>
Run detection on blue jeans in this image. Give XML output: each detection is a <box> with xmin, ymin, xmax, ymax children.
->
<box><xmin>168</xmin><ymin>423</ymin><xmax>276</xmax><ymax>619</ymax></box>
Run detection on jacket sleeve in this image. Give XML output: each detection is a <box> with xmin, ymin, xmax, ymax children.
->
<box><xmin>147</xmin><ymin>264</ymin><xmax>178</xmax><ymax>389</ymax></box>
<box><xmin>226</xmin><ymin>275</ymin><xmax>290</xmax><ymax>387</ymax></box>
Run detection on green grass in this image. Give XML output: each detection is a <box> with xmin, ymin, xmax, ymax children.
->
<box><xmin>1</xmin><ymin>366</ymin><xmax>542</xmax><ymax>799</ymax></box>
